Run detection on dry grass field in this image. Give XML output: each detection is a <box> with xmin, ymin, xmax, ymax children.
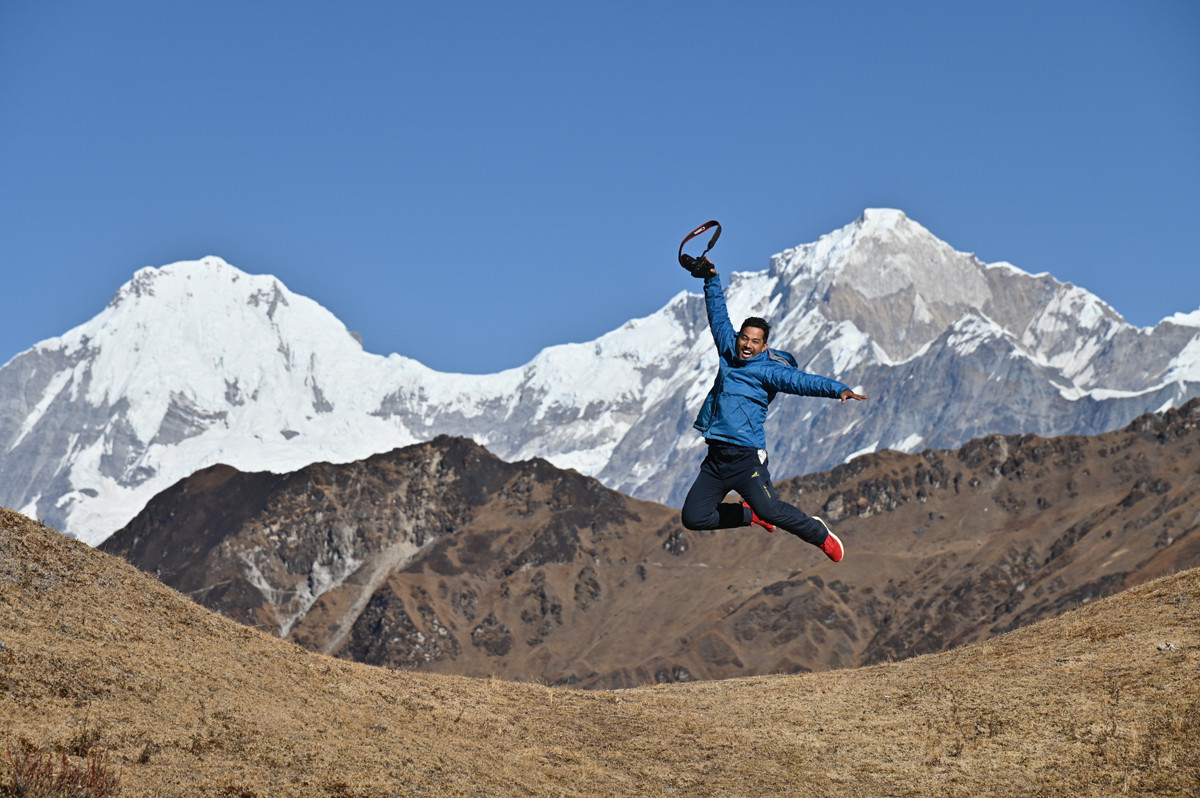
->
<box><xmin>2</xmin><ymin>505</ymin><xmax>1198</xmax><ymax>797</ymax></box>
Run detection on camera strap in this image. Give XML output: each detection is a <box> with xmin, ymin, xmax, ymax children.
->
<box><xmin>678</xmin><ymin>220</ymin><xmax>721</xmax><ymax>270</ymax></box>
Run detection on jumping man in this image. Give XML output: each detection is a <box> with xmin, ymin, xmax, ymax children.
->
<box><xmin>679</xmin><ymin>255</ymin><xmax>867</xmax><ymax>562</ymax></box>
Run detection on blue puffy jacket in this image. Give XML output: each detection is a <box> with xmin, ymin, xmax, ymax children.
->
<box><xmin>693</xmin><ymin>275</ymin><xmax>850</xmax><ymax>449</ymax></box>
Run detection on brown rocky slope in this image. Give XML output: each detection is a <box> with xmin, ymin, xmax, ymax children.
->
<box><xmin>100</xmin><ymin>399</ymin><xmax>1200</xmax><ymax>687</ymax></box>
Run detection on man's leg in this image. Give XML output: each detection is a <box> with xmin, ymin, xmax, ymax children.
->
<box><xmin>680</xmin><ymin>451</ymin><xmax>746</xmax><ymax>530</ymax></box>
<box><xmin>734</xmin><ymin>457</ymin><xmax>830</xmax><ymax>546</ymax></box>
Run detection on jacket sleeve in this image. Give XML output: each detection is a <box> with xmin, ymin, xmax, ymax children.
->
<box><xmin>763</xmin><ymin>361</ymin><xmax>850</xmax><ymax>399</ymax></box>
<box><xmin>703</xmin><ymin>275</ymin><xmax>738</xmax><ymax>360</ymax></box>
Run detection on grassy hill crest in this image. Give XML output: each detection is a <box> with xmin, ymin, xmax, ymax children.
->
<box><xmin>2</xmin><ymin>506</ymin><xmax>1198</xmax><ymax>796</ymax></box>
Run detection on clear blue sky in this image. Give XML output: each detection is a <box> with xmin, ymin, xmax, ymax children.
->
<box><xmin>2</xmin><ymin>1</ymin><xmax>1197</xmax><ymax>374</ymax></box>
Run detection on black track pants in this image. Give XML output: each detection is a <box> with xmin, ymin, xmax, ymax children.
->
<box><xmin>679</xmin><ymin>441</ymin><xmax>829</xmax><ymax>546</ymax></box>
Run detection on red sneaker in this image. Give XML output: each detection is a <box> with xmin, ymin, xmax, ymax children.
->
<box><xmin>742</xmin><ymin>502</ymin><xmax>775</xmax><ymax>533</ymax></box>
<box><xmin>814</xmin><ymin>517</ymin><xmax>843</xmax><ymax>562</ymax></box>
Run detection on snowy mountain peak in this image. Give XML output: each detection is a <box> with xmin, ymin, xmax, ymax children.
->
<box><xmin>1164</xmin><ymin>309</ymin><xmax>1200</xmax><ymax>329</ymax></box>
<box><xmin>2</xmin><ymin>211</ymin><xmax>1198</xmax><ymax>546</ymax></box>
<box><xmin>57</xmin><ymin>257</ymin><xmax>371</xmax><ymax>439</ymax></box>
<box><xmin>764</xmin><ymin>209</ymin><xmax>993</xmax><ymax>362</ymax></box>
<box><xmin>1</xmin><ymin>257</ymin><xmax>433</xmax><ymax>541</ymax></box>
<box><xmin>856</xmin><ymin>207</ymin><xmax>910</xmax><ymax>232</ymax></box>
<box><xmin>771</xmin><ymin>209</ymin><xmax>979</xmax><ymax>295</ymax></box>
<box><xmin>109</xmin><ymin>257</ymin><xmax>272</xmax><ymax>310</ymax></box>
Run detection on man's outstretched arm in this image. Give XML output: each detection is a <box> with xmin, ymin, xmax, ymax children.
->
<box><xmin>697</xmin><ymin>262</ymin><xmax>739</xmax><ymax>359</ymax></box>
<box><xmin>766</xmin><ymin>365</ymin><xmax>867</xmax><ymax>403</ymax></box>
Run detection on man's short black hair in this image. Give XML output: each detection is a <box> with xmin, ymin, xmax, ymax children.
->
<box><xmin>740</xmin><ymin>317</ymin><xmax>771</xmax><ymax>343</ymax></box>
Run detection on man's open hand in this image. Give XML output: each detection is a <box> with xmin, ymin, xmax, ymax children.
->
<box><xmin>840</xmin><ymin>389</ymin><xmax>867</xmax><ymax>403</ymax></box>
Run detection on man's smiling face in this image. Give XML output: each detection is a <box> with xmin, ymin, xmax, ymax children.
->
<box><xmin>736</xmin><ymin>325</ymin><xmax>767</xmax><ymax>360</ymax></box>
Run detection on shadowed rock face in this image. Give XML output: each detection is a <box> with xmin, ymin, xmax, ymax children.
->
<box><xmin>100</xmin><ymin>400</ymin><xmax>1200</xmax><ymax>688</ymax></box>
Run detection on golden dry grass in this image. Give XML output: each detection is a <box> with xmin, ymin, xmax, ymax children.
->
<box><xmin>2</xmin><ymin>506</ymin><xmax>1198</xmax><ymax>797</ymax></box>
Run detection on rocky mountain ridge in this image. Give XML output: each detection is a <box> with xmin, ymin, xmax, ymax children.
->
<box><xmin>99</xmin><ymin>398</ymin><xmax>1200</xmax><ymax>687</ymax></box>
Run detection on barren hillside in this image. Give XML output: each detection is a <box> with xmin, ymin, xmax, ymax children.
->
<box><xmin>3</xmin><ymin>507</ymin><xmax>1198</xmax><ymax>796</ymax></box>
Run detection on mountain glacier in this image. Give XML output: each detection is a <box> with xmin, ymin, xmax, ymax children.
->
<box><xmin>3</xmin><ymin>209</ymin><xmax>1198</xmax><ymax>545</ymax></box>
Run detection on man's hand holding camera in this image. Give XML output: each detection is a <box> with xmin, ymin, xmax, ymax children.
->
<box><xmin>680</xmin><ymin>254</ymin><xmax>717</xmax><ymax>279</ymax></box>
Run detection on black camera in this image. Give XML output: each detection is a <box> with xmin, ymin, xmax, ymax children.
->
<box><xmin>680</xmin><ymin>253</ymin><xmax>714</xmax><ymax>278</ymax></box>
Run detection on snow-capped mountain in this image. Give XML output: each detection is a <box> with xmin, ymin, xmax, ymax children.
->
<box><xmin>3</xmin><ymin>209</ymin><xmax>1199</xmax><ymax>544</ymax></box>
